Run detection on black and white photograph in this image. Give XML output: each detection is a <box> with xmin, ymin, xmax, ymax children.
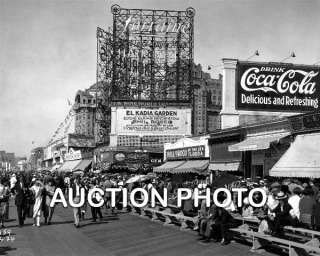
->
<box><xmin>1</xmin><ymin>0</ymin><xmax>320</xmax><ymax>255</ymax></box>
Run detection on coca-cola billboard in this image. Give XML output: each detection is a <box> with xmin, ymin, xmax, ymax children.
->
<box><xmin>236</xmin><ymin>62</ymin><xmax>320</xmax><ymax>112</ymax></box>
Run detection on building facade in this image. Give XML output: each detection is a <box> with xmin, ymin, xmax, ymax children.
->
<box><xmin>0</xmin><ymin>151</ymin><xmax>16</xmax><ymax>171</ymax></box>
<box><xmin>74</xmin><ymin>87</ymin><xmax>97</xmax><ymax>137</ymax></box>
<box><xmin>192</xmin><ymin>65</ymin><xmax>222</xmax><ymax>135</ymax></box>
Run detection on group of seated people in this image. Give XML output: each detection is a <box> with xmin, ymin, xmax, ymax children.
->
<box><xmin>195</xmin><ymin>179</ymin><xmax>320</xmax><ymax>245</ymax></box>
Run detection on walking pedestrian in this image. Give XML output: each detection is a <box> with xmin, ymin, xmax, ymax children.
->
<box><xmin>30</xmin><ymin>180</ymin><xmax>44</xmax><ymax>227</ymax></box>
<box><xmin>44</xmin><ymin>180</ymin><xmax>56</xmax><ymax>225</ymax></box>
<box><xmin>11</xmin><ymin>176</ymin><xmax>26</xmax><ymax>227</ymax></box>
<box><xmin>71</xmin><ymin>176</ymin><xmax>82</xmax><ymax>228</ymax></box>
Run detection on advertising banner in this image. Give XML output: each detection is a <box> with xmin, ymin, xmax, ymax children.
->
<box><xmin>116</xmin><ymin>108</ymin><xmax>191</xmax><ymax>135</ymax></box>
<box><xmin>166</xmin><ymin>145</ymin><xmax>205</xmax><ymax>160</ymax></box>
<box><xmin>236</xmin><ymin>62</ymin><xmax>320</xmax><ymax>112</ymax></box>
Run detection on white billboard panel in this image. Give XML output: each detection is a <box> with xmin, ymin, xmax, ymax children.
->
<box><xmin>114</xmin><ymin>108</ymin><xmax>191</xmax><ymax>136</ymax></box>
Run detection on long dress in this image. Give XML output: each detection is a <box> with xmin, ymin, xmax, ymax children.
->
<box><xmin>31</xmin><ymin>185</ymin><xmax>43</xmax><ymax>218</ymax></box>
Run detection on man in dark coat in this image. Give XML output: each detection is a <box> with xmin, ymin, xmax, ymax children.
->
<box><xmin>11</xmin><ymin>176</ymin><xmax>26</xmax><ymax>227</ymax></box>
<box><xmin>270</xmin><ymin>191</ymin><xmax>292</xmax><ymax>237</ymax></box>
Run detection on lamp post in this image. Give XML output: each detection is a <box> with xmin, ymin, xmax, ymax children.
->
<box><xmin>280</xmin><ymin>51</ymin><xmax>296</xmax><ymax>62</ymax></box>
<box><xmin>246</xmin><ymin>50</ymin><xmax>260</xmax><ymax>61</ymax></box>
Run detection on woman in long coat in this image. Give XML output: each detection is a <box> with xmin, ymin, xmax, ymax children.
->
<box><xmin>31</xmin><ymin>180</ymin><xmax>44</xmax><ymax>227</ymax></box>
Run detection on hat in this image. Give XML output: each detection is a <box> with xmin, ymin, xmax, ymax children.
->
<box><xmin>252</xmin><ymin>182</ymin><xmax>259</xmax><ymax>188</ymax></box>
<box><xmin>275</xmin><ymin>191</ymin><xmax>287</xmax><ymax>200</ymax></box>
<box><xmin>292</xmin><ymin>187</ymin><xmax>302</xmax><ymax>195</ymax></box>
<box><xmin>271</xmin><ymin>182</ymin><xmax>281</xmax><ymax>188</ymax></box>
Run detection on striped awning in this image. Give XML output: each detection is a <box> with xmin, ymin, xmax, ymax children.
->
<box><xmin>270</xmin><ymin>133</ymin><xmax>320</xmax><ymax>178</ymax></box>
<box><xmin>153</xmin><ymin>161</ymin><xmax>185</xmax><ymax>173</ymax></box>
<box><xmin>59</xmin><ymin>160</ymin><xmax>82</xmax><ymax>172</ymax></box>
<box><xmin>209</xmin><ymin>162</ymin><xmax>241</xmax><ymax>172</ymax></box>
<box><xmin>173</xmin><ymin>160</ymin><xmax>209</xmax><ymax>174</ymax></box>
<box><xmin>74</xmin><ymin>159</ymin><xmax>92</xmax><ymax>172</ymax></box>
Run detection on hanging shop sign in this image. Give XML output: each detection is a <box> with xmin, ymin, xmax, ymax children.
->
<box><xmin>166</xmin><ymin>145</ymin><xmax>205</xmax><ymax>160</ymax></box>
<box><xmin>64</xmin><ymin>149</ymin><xmax>82</xmax><ymax>161</ymax></box>
<box><xmin>236</xmin><ymin>62</ymin><xmax>320</xmax><ymax>112</ymax></box>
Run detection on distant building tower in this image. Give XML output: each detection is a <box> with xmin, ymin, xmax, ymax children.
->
<box><xmin>74</xmin><ymin>87</ymin><xmax>97</xmax><ymax>137</ymax></box>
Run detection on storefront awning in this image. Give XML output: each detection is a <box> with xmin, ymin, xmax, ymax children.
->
<box><xmin>229</xmin><ymin>132</ymin><xmax>290</xmax><ymax>152</ymax></box>
<box><xmin>209</xmin><ymin>162</ymin><xmax>241</xmax><ymax>172</ymax></box>
<box><xmin>270</xmin><ymin>133</ymin><xmax>320</xmax><ymax>178</ymax></box>
<box><xmin>59</xmin><ymin>160</ymin><xmax>82</xmax><ymax>172</ymax></box>
<box><xmin>74</xmin><ymin>159</ymin><xmax>92</xmax><ymax>172</ymax></box>
<box><xmin>173</xmin><ymin>160</ymin><xmax>209</xmax><ymax>174</ymax></box>
<box><xmin>153</xmin><ymin>161</ymin><xmax>185</xmax><ymax>173</ymax></box>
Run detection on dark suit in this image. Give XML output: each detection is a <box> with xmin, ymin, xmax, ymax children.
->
<box><xmin>12</xmin><ymin>182</ymin><xmax>26</xmax><ymax>226</ymax></box>
<box><xmin>271</xmin><ymin>201</ymin><xmax>292</xmax><ymax>236</ymax></box>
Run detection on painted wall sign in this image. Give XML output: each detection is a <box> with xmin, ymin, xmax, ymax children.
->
<box><xmin>236</xmin><ymin>62</ymin><xmax>320</xmax><ymax>112</ymax></box>
<box><xmin>166</xmin><ymin>145</ymin><xmax>205</xmax><ymax>160</ymax></box>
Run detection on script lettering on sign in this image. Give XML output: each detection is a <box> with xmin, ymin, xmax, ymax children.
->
<box><xmin>237</xmin><ymin>62</ymin><xmax>320</xmax><ymax>112</ymax></box>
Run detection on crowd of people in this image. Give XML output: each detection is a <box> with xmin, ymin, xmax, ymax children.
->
<box><xmin>195</xmin><ymin>178</ymin><xmax>320</xmax><ymax>244</ymax></box>
<box><xmin>0</xmin><ymin>170</ymin><xmax>319</xmax><ymax>248</ymax></box>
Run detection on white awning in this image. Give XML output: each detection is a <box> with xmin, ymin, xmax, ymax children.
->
<box><xmin>270</xmin><ymin>133</ymin><xmax>320</xmax><ymax>178</ymax></box>
<box><xmin>229</xmin><ymin>132</ymin><xmax>290</xmax><ymax>152</ymax></box>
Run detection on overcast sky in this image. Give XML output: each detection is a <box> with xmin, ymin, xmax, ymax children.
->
<box><xmin>1</xmin><ymin>0</ymin><xmax>320</xmax><ymax>157</ymax></box>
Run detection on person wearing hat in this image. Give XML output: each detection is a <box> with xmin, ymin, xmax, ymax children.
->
<box><xmin>266</xmin><ymin>187</ymin><xmax>280</xmax><ymax>216</ymax></box>
<box><xmin>269</xmin><ymin>191</ymin><xmax>292</xmax><ymax>237</ymax></box>
<box><xmin>89</xmin><ymin>181</ymin><xmax>103</xmax><ymax>222</ymax></box>
<box><xmin>43</xmin><ymin>179</ymin><xmax>56</xmax><ymax>225</ymax></box>
<box><xmin>30</xmin><ymin>180</ymin><xmax>44</xmax><ymax>227</ymax></box>
<box><xmin>11</xmin><ymin>175</ymin><xmax>26</xmax><ymax>227</ymax></box>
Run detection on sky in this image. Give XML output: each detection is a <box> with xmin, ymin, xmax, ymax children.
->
<box><xmin>1</xmin><ymin>0</ymin><xmax>320</xmax><ymax>157</ymax></box>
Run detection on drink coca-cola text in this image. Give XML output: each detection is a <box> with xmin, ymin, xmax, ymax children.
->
<box><xmin>240</xmin><ymin>67</ymin><xmax>318</xmax><ymax>95</ymax></box>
